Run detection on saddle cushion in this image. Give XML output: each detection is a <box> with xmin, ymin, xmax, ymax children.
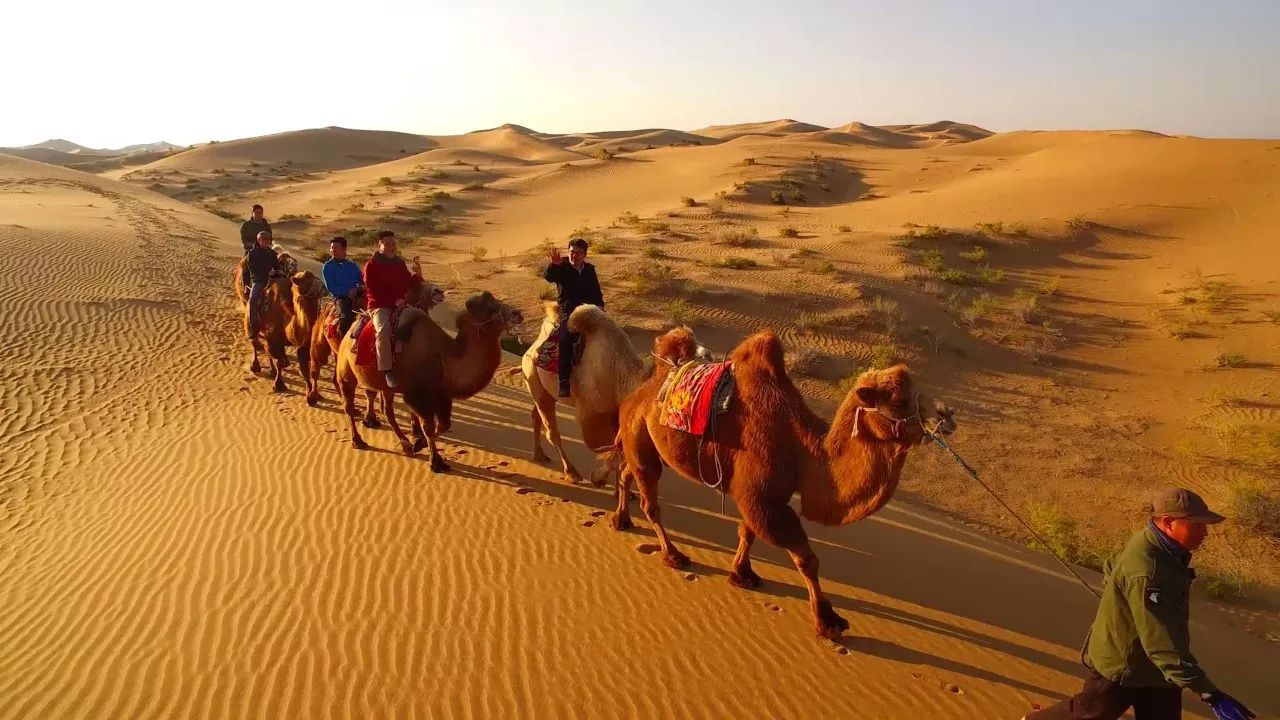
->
<box><xmin>534</xmin><ymin>328</ymin><xmax>585</xmax><ymax>374</ymax></box>
<box><xmin>352</xmin><ymin>307</ymin><xmax>404</xmax><ymax>367</ymax></box>
<box><xmin>659</xmin><ymin>361</ymin><xmax>734</xmax><ymax>436</ymax></box>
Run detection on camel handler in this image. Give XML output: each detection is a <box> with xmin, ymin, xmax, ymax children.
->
<box><xmin>1024</xmin><ymin>488</ymin><xmax>1253</xmax><ymax>720</ymax></box>
<box><xmin>544</xmin><ymin>237</ymin><xmax>604</xmax><ymax>397</ymax></box>
<box><xmin>239</xmin><ymin>204</ymin><xmax>271</xmax><ymax>287</ymax></box>
<box><xmin>244</xmin><ymin>230</ymin><xmax>280</xmax><ymax>339</ymax></box>
<box><xmin>362</xmin><ymin>230</ymin><xmax>423</xmax><ymax>389</ymax></box>
<box><xmin>321</xmin><ymin>236</ymin><xmax>362</xmax><ymax>336</ymax></box>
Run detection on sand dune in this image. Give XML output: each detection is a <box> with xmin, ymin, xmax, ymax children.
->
<box><xmin>694</xmin><ymin>118</ymin><xmax>830</xmax><ymax>140</ymax></box>
<box><xmin>129</xmin><ymin>126</ymin><xmax>434</xmax><ymax>175</ymax></box>
<box><xmin>9</xmin><ymin>120</ymin><xmax>1279</xmax><ymax>718</ymax></box>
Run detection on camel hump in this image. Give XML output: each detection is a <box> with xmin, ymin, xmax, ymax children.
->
<box><xmin>567</xmin><ymin>304</ymin><xmax>607</xmax><ymax>335</ymax></box>
<box><xmin>541</xmin><ymin>301</ymin><xmax>559</xmax><ymax>323</ymax></box>
<box><xmin>728</xmin><ymin>330</ymin><xmax>787</xmax><ymax>377</ymax></box>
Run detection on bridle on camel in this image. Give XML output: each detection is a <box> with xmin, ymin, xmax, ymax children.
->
<box><xmin>850</xmin><ymin>391</ymin><xmax>927</xmax><ymax>441</ymax></box>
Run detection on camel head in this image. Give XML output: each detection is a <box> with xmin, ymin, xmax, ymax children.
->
<box><xmin>289</xmin><ymin>270</ymin><xmax>324</xmax><ymax>298</ymax></box>
<box><xmin>408</xmin><ymin>276</ymin><xmax>446</xmax><ymax>311</ymax></box>
<box><xmin>462</xmin><ymin>291</ymin><xmax>524</xmax><ymax>334</ymax></box>
<box><xmin>848</xmin><ymin>364</ymin><xmax>956</xmax><ymax>444</ymax></box>
<box><xmin>652</xmin><ymin>326</ymin><xmax>710</xmax><ymax>367</ymax></box>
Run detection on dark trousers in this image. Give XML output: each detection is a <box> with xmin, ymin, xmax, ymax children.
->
<box><xmin>241</xmin><ymin>245</ymin><xmax>253</xmax><ymax>286</ymax></box>
<box><xmin>334</xmin><ymin>295</ymin><xmax>357</xmax><ymax>336</ymax></box>
<box><xmin>557</xmin><ymin>316</ymin><xmax>575</xmax><ymax>387</ymax></box>
<box><xmin>1027</xmin><ymin>672</ymin><xmax>1181</xmax><ymax>720</ymax></box>
<box><xmin>246</xmin><ymin>281</ymin><xmax>267</xmax><ymax>338</ymax></box>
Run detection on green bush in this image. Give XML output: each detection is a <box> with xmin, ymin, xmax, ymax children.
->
<box><xmin>778</xmin><ymin>226</ymin><xmax>799</xmax><ymax>238</ymax></box>
<box><xmin>959</xmin><ymin>246</ymin><xmax>987</xmax><ymax>263</ymax></box>
<box><xmin>378</xmin><ymin>176</ymin><xmax>393</xmax><ymax>186</ymax></box>
<box><xmin>1227</xmin><ymin>479</ymin><xmax>1280</xmax><ymax>537</ymax></box>
<box><xmin>713</xmin><ymin>256</ymin><xmax>758</xmax><ymax>269</ymax></box>
<box><xmin>681</xmin><ymin>196</ymin><xmax>697</xmax><ymax>207</ymax></box>
<box><xmin>977</xmin><ymin>264</ymin><xmax>1006</xmax><ymax>285</ymax></box>
<box><xmin>770</xmin><ymin>190</ymin><xmax>786</xmax><ymax>205</ymax></box>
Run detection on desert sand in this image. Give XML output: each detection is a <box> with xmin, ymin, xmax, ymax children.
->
<box><xmin>2</xmin><ymin>117</ymin><xmax>1279</xmax><ymax>719</ymax></box>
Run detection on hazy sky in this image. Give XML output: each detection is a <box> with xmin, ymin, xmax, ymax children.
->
<box><xmin>4</xmin><ymin>0</ymin><xmax>1278</xmax><ymax>148</ymax></box>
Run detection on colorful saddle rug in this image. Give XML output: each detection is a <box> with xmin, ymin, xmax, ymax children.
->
<box><xmin>658</xmin><ymin>361</ymin><xmax>735</xmax><ymax>436</ymax></box>
<box><xmin>350</xmin><ymin>307</ymin><xmax>403</xmax><ymax>367</ymax></box>
<box><xmin>533</xmin><ymin>327</ymin><xmax>585</xmax><ymax>374</ymax></box>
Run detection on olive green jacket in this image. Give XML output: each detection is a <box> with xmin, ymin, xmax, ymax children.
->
<box><xmin>1085</xmin><ymin>525</ymin><xmax>1217</xmax><ymax>694</ymax></box>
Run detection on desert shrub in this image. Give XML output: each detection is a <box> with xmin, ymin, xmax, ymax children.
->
<box><xmin>974</xmin><ymin>221</ymin><xmax>1004</xmax><ymax>235</ymax></box>
<box><xmin>680</xmin><ymin>196</ymin><xmax>697</xmax><ymax>207</ymax></box>
<box><xmin>786</xmin><ymin>348</ymin><xmax>820</xmax><ymax>377</ymax></box>
<box><xmin>208</xmin><ymin>208</ymin><xmax>240</xmax><ymax>221</ymax></box>
<box><xmin>770</xmin><ymin>190</ymin><xmax>786</xmax><ymax>205</ymax></box>
<box><xmin>1040</xmin><ymin>276</ymin><xmax>1061</xmax><ymax>296</ymax></box>
<box><xmin>959</xmin><ymin>246</ymin><xmax>987</xmax><ymax>263</ymax></box>
<box><xmin>870</xmin><ymin>296</ymin><xmax>902</xmax><ymax>336</ymax></box>
<box><xmin>462</xmin><ymin>182</ymin><xmax>486</xmax><ymax>191</ymax></box>
<box><xmin>470</xmin><ymin>246</ymin><xmax>488</xmax><ymax>261</ymax></box>
<box><xmin>643</xmin><ymin>246</ymin><xmax>664</xmax><ymax>259</ymax></box>
<box><xmin>314</xmin><ymin>251</ymin><xmax>331</xmax><ymax>263</ymax></box>
<box><xmin>963</xmin><ymin>294</ymin><xmax>999</xmax><ymax>324</ymax></box>
<box><xmin>432</xmin><ymin>191</ymin><xmax>451</xmax><ymax>200</ymax></box>
<box><xmin>617</xmin><ymin>211</ymin><xmax>640</xmax><ymax>226</ymax></box>
<box><xmin>976</xmin><ymin>264</ymin><xmax>1006</xmax><ymax>285</ymax></box>
<box><xmin>1026</xmin><ymin>502</ymin><xmax>1114</xmax><ymax>571</ymax></box>
<box><xmin>662</xmin><ymin>298</ymin><xmax>695</xmax><ymax>324</ymax></box>
<box><xmin>838</xmin><ymin>224</ymin><xmax>852</xmax><ymax>233</ymax></box>
<box><xmin>629</xmin><ymin>265</ymin><xmax>681</xmax><ymax>294</ymax></box>
<box><xmin>713</xmin><ymin>256</ymin><xmax>758</xmax><ymax>269</ymax></box>
<box><xmin>1009</xmin><ymin>222</ymin><xmax>1029</xmax><ymax>236</ymax></box>
<box><xmin>592</xmin><ymin>238</ymin><xmax>618</xmax><ymax>254</ymax></box>
<box><xmin>869</xmin><ymin>344</ymin><xmax>900</xmax><ymax>369</ymax></box>
<box><xmin>1213</xmin><ymin>352</ymin><xmax>1246</xmax><ymax>369</ymax></box>
<box><xmin>378</xmin><ymin>176</ymin><xmax>393</xmax><ymax>186</ymax></box>
<box><xmin>375</xmin><ymin>214</ymin><xmax>396</xmax><ymax>224</ymax></box>
<box><xmin>1200</xmin><ymin>569</ymin><xmax>1247</xmax><ymax>601</ymax></box>
<box><xmin>1227</xmin><ymin>479</ymin><xmax>1280</xmax><ymax>537</ymax></box>
<box><xmin>941</xmin><ymin>269</ymin><xmax>970</xmax><ymax>285</ymax></box>
<box><xmin>789</xmin><ymin>189</ymin><xmax>807</xmax><ymax>203</ymax></box>
<box><xmin>921</xmin><ymin>249</ymin><xmax>946</xmax><ymax>272</ymax></box>
<box><xmin>778</xmin><ymin>226</ymin><xmax>799</xmax><ymax>238</ymax></box>
<box><xmin>1012</xmin><ymin>289</ymin><xmax>1041</xmax><ymax>323</ymax></box>
<box><xmin>1067</xmin><ymin>215</ymin><xmax>1089</xmax><ymax>232</ymax></box>
<box><xmin>639</xmin><ymin>219</ymin><xmax>670</xmax><ymax>233</ymax></box>
<box><xmin>796</xmin><ymin>312</ymin><xmax>827</xmax><ymax>332</ymax></box>
<box><xmin>743</xmin><ymin>157</ymin><xmax>757</xmax><ymax>166</ymax></box>
<box><xmin>430</xmin><ymin>169</ymin><xmax>449</xmax><ymax>180</ymax></box>
<box><xmin>809</xmin><ymin>260</ymin><xmax>835</xmax><ymax>274</ymax></box>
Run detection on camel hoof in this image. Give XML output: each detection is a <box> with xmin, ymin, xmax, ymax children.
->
<box><xmin>411</xmin><ymin>437</ymin><xmax>427</xmax><ymax>453</ymax></box>
<box><xmin>362</xmin><ymin>417</ymin><xmax>382</xmax><ymax>429</ymax></box>
<box><xmin>430</xmin><ymin>456</ymin><xmax>452</xmax><ymax>473</ymax></box>
<box><xmin>248</xmin><ymin>362</ymin><xmax>261</xmax><ymax>374</ymax></box>
<box><xmin>663</xmin><ymin>550</ymin><xmax>691</xmax><ymax>570</ymax></box>
<box><xmin>351</xmin><ymin>437</ymin><xmax>368</xmax><ymax>450</ymax></box>
<box><xmin>532</xmin><ymin>450</ymin><xmax>549</xmax><ymax>463</ymax></box>
<box><xmin>272</xmin><ymin>379</ymin><xmax>286</xmax><ymax>393</ymax></box>
<box><xmin>305</xmin><ymin>393</ymin><xmax>319</xmax><ymax>407</ymax></box>
<box><xmin>815</xmin><ymin>604</ymin><xmax>850</xmax><ymax>640</ymax></box>
<box><xmin>610</xmin><ymin>513</ymin><xmax>633</xmax><ymax>532</ymax></box>
<box><xmin>588</xmin><ymin>466</ymin><xmax>610</xmax><ymax>488</ymax></box>
<box><xmin>400</xmin><ymin>442</ymin><xmax>417</xmax><ymax>456</ymax></box>
<box><xmin>728</xmin><ymin>570</ymin><xmax>763</xmax><ymax>591</ymax></box>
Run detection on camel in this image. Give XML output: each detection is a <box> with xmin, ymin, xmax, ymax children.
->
<box><xmin>520</xmin><ymin>302</ymin><xmax>708</xmax><ymax>485</ymax></box>
<box><xmin>233</xmin><ymin>254</ymin><xmax>324</xmax><ymax>393</ymax></box>
<box><xmin>336</xmin><ymin>291</ymin><xmax>523</xmax><ymax>472</ymax></box>
<box><xmin>306</xmin><ymin>278</ymin><xmax>445</xmax><ymax>423</ymax></box>
<box><xmin>611</xmin><ymin>329</ymin><xmax>956</xmax><ymax>639</ymax></box>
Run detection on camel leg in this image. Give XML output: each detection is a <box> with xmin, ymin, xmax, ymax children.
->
<box><xmin>753</xmin><ymin>505</ymin><xmax>848</xmax><ymax>640</ymax></box>
<box><xmin>634</xmin><ymin>467</ymin><xmax>690</xmax><ymax>569</ymax></box>
<box><xmin>339</xmin><ymin>372</ymin><xmax>367</xmax><ymax>450</ymax></box>
<box><xmin>728</xmin><ymin>522</ymin><xmax>764</xmax><ymax>590</ymax></box>
<box><xmin>362</xmin><ymin>389</ymin><xmax>381</xmax><ymax>428</ymax></box>
<box><xmin>409</xmin><ymin>414</ymin><xmax>427</xmax><ymax>453</ymax></box>
<box><xmin>530</xmin><ymin>405</ymin><xmax>549</xmax><ymax>463</ymax></box>
<box><xmin>536</xmin><ymin>392</ymin><xmax>582</xmax><ymax>484</ymax></box>
<box><xmin>611</xmin><ymin>465</ymin><xmax>635</xmax><ymax>531</ymax></box>
<box><xmin>268</xmin><ymin>336</ymin><xmax>287</xmax><ymax>392</ymax></box>
<box><xmin>248</xmin><ymin>337</ymin><xmax>263</xmax><ymax>374</ymax></box>
<box><xmin>299</xmin><ymin>344</ymin><xmax>317</xmax><ymax>406</ymax></box>
<box><xmin>381</xmin><ymin>391</ymin><xmax>415</xmax><ymax>455</ymax></box>
<box><xmin>402</xmin><ymin>388</ymin><xmax>452</xmax><ymax>473</ymax></box>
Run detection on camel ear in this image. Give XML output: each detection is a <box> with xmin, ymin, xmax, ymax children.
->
<box><xmin>855</xmin><ymin>386</ymin><xmax>881</xmax><ymax>406</ymax></box>
<box><xmin>289</xmin><ymin>275</ymin><xmax>303</xmax><ymax>286</ymax></box>
<box><xmin>464</xmin><ymin>295</ymin><xmax>481</xmax><ymax>315</ymax></box>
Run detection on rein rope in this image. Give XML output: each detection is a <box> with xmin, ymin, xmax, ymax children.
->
<box><xmin>920</xmin><ymin>419</ymin><xmax>1102</xmax><ymax>601</ymax></box>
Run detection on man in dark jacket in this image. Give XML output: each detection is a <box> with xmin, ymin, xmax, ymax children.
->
<box><xmin>1025</xmin><ymin>488</ymin><xmax>1253</xmax><ymax>720</ymax></box>
<box><xmin>244</xmin><ymin>230</ymin><xmax>280</xmax><ymax>339</ymax></box>
<box><xmin>544</xmin><ymin>237</ymin><xmax>604</xmax><ymax>397</ymax></box>
<box><xmin>239</xmin><ymin>204</ymin><xmax>271</xmax><ymax>286</ymax></box>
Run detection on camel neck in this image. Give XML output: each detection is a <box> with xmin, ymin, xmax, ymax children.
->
<box><xmin>444</xmin><ymin>319</ymin><xmax>501</xmax><ymax>398</ymax></box>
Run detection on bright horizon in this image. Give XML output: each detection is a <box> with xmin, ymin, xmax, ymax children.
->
<box><xmin>5</xmin><ymin>0</ymin><xmax>1279</xmax><ymax>149</ymax></box>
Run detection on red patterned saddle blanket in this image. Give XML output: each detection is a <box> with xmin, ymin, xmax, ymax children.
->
<box><xmin>658</xmin><ymin>361</ymin><xmax>735</xmax><ymax>436</ymax></box>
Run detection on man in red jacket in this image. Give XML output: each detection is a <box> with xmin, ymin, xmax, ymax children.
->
<box><xmin>362</xmin><ymin>230</ymin><xmax>420</xmax><ymax>388</ymax></box>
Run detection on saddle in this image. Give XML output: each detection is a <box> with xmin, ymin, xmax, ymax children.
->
<box><xmin>658</xmin><ymin>361</ymin><xmax>735</xmax><ymax>437</ymax></box>
<box><xmin>533</xmin><ymin>327</ymin><xmax>585</xmax><ymax>374</ymax></box>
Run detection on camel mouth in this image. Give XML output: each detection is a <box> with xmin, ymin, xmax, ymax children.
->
<box><xmin>927</xmin><ymin>404</ymin><xmax>958</xmax><ymax>436</ymax></box>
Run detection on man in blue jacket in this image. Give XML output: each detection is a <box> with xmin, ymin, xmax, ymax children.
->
<box><xmin>321</xmin><ymin>236</ymin><xmax>363</xmax><ymax>335</ymax></box>
<box><xmin>543</xmin><ymin>237</ymin><xmax>604</xmax><ymax>397</ymax></box>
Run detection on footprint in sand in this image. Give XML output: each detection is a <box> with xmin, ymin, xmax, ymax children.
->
<box><xmin>763</xmin><ymin>602</ymin><xmax>782</xmax><ymax>613</ymax></box>
<box><xmin>635</xmin><ymin>543</ymin><xmax>660</xmax><ymax>555</ymax></box>
<box><xmin>681</xmin><ymin>572</ymin><xmax>697</xmax><ymax>582</ymax></box>
<box><xmin>944</xmin><ymin>684</ymin><xmax>963</xmax><ymax>695</ymax></box>
<box><xmin>589</xmin><ymin>510</ymin><xmax>606</xmax><ymax>518</ymax></box>
<box><xmin>514</xmin><ymin>487</ymin><xmax>534</xmax><ymax>495</ymax></box>
<box><xmin>830</xmin><ymin>643</ymin><xmax>850</xmax><ymax>655</ymax></box>
<box><xmin>580</xmin><ymin>520</ymin><xmax>595</xmax><ymax>528</ymax></box>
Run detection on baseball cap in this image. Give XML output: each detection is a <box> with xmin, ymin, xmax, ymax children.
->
<box><xmin>1149</xmin><ymin>488</ymin><xmax>1225</xmax><ymax>524</ymax></box>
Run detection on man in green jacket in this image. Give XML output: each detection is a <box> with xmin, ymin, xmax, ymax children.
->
<box><xmin>1026</xmin><ymin>488</ymin><xmax>1253</xmax><ymax>720</ymax></box>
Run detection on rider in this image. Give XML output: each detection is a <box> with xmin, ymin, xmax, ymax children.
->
<box><xmin>362</xmin><ymin>230</ymin><xmax>421</xmax><ymax>388</ymax></box>
<box><xmin>322</xmin><ymin>236</ymin><xmax>362</xmax><ymax>336</ymax></box>
<box><xmin>544</xmin><ymin>237</ymin><xmax>604</xmax><ymax>397</ymax></box>
<box><xmin>244</xmin><ymin>230</ymin><xmax>280</xmax><ymax>339</ymax></box>
<box><xmin>238</xmin><ymin>204</ymin><xmax>271</xmax><ymax>287</ymax></box>
<box><xmin>1024</xmin><ymin>488</ymin><xmax>1254</xmax><ymax>720</ymax></box>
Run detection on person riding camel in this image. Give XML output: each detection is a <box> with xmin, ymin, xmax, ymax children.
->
<box><xmin>543</xmin><ymin>237</ymin><xmax>604</xmax><ymax>397</ymax></box>
<box><xmin>244</xmin><ymin>230</ymin><xmax>280</xmax><ymax>339</ymax></box>
<box><xmin>362</xmin><ymin>230</ymin><xmax>422</xmax><ymax>388</ymax></box>
<box><xmin>322</xmin><ymin>236</ymin><xmax>362</xmax><ymax>336</ymax></box>
<box><xmin>239</xmin><ymin>204</ymin><xmax>271</xmax><ymax>287</ymax></box>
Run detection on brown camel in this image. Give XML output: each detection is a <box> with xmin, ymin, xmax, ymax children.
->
<box><xmin>306</xmin><ymin>278</ymin><xmax>445</xmax><ymax>424</ymax></box>
<box><xmin>336</xmin><ymin>291</ymin><xmax>523</xmax><ymax>472</ymax></box>
<box><xmin>611</xmin><ymin>329</ymin><xmax>956</xmax><ymax>639</ymax></box>
<box><xmin>520</xmin><ymin>302</ymin><xmax>707</xmax><ymax>485</ymax></box>
<box><xmin>233</xmin><ymin>255</ymin><xmax>324</xmax><ymax>393</ymax></box>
